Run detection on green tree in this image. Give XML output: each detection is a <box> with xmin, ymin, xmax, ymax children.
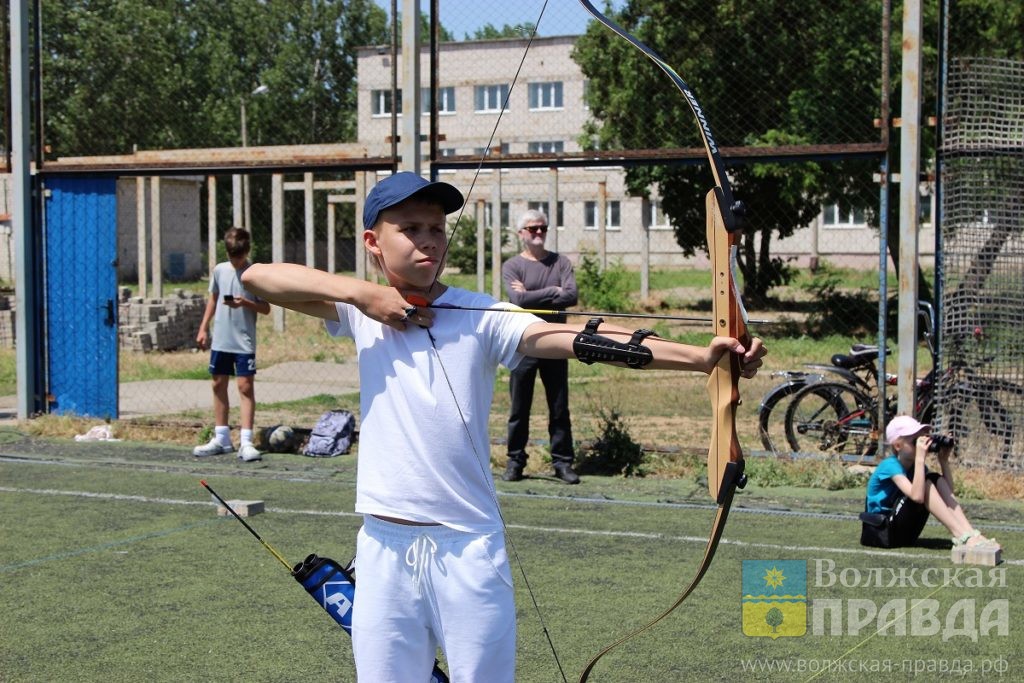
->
<box><xmin>765</xmin><ymin>606</ymin><xmax>784</xmax><ymax>633</ymax></box>
<box><xmin>41</xmin><ymin>0</ymin><xmax>389</xmax><ymax>156</ymax></box>
<box><xmin>444</xmin><ymin>214</ymin><xmax>505</xmax><ymax>274</ymax></box>
<box><xmin>573</xmin><ymin>1</ymin><xmax>883</xmax><ymax>303</ymax></box>
<box><xmin>468</xmin><ymin>23</ymin><xmax>537</xmax><ymax>41</ymax></box>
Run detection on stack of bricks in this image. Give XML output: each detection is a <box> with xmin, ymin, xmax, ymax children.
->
<box><xmin>118</xmin><ymin>288</ymin><xmax>206</xmax><ymax>352</ymax></box>
<box><xmin>0</xmin><ymin>295</ymin><xmax>13</xmax><ymax>348</ymax></box>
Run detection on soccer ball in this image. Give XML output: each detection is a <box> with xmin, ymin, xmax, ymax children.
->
<box><xmin>268</xmin><ymin>425</ymin><xmax>296</xmax><ymax>452</ymax></box>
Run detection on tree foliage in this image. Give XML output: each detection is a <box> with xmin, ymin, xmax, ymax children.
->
<box><xmin>572</xmin><ymin>1</ymin><xmax>884</xmax><ymax>302</ymax></box>
<box><xmin>468</xmin><ymin>23</ymin><xmax>538</xmax><ymax>41</ymax></box>
<box><xmin>40</xmin><ymin>0</ymin><xmax>389</xmax><ymax>157</ymax></box>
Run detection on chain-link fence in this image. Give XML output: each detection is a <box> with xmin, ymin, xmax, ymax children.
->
<box><xmin>3</xmin><ymin>1</ymin><xmax>1014</xmax><ymax>464</ymax></box>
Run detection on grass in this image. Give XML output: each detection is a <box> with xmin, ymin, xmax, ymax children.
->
<box><xmin>1</xmin><ymin>432</ymin><xmax>1021</xmax><ymax>682</ymax></box>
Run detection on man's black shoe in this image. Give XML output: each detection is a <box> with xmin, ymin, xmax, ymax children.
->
<box><xmin>553</xmin><ymin>463</ymin><xmax>581</xmax><ymax>485</ymax></box>
<box><xmin>501</xmin><ymin>461</ymin><xmax>524</xmax><ymax>482</ymax></box>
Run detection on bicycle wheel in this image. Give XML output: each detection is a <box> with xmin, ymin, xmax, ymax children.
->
<box><xmin>784</xmin><ymin>382</ymin><xmax>878</xmax><ymax>456</ymax></box>
<box><xmin>758</xmin><ymin>379</ymin><xmax>811</xmax><ymax>454</ymax></box>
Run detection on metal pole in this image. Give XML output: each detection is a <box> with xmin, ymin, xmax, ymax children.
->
<box><xmin>877</xmin><ymin>0</ymin><xmax>892</xmax><ymax>455</ymax></box>
<box><xmin>640</xmin><ymin>197</ymin><xmax>650</xmax><ymax>300</ymax></box>
<box><xmin>401</xmin><ymin>0</ymin><xmax>421</xmax><ymax>174</ymax></box>
<box><xmin>598</xmin><ymin>181</ymin><xmax>607</xmax><ymax>270</ymax></box>
<box><xmin>271</xmin><ymin>173</ymin><xmax>285</xmax><ymax>331</ymax></box>
<box><xmin>304</xmin><ymin>172</ymin><xmax>315</xmax><ymax>267</ymax></box>
<box><xmin>136</xmin><ymin>177</ymin><xmax>147</xmax><ymax>298</ymax></box>
<box><xmin>933</xmin><ymin>0</ymin><xmax>949</xmax><ymax>363</ymax></box>
<box><xmin>548</xmin><ymin>168</ymin><xmax>559</xmax><ymax>253</ymax></box>
<box><xmin>475</xmin><ymin>198</ymin><xmax>485</xmax><ymax>293</ymax></box>
<box><xmin>207</xmin><ymin>176</ymin><xmax>217</xmax><ymax>276</ymax></box>
<box><xmin>491</xmin><ymin>175</ymin><xmax>502</xmax><ymax>298</ymax></box>
<box><xmin>11</xmin><ymin>0</ymin><xmax>42</xmax><ymax>417</ymax></box>
<box><xmin>897</xmin><ymin>0</ymin><xmax>923</xmax><ymax>415</ymax></box>
<box><xmin>150</xmin><ymin>177</ymin><xmax>163</xmax><ymax>298</ymax></box>
<box><xmin>240</xmin><ymin>97</ymin><xmax>250</xmax><ymax>229</ymax></box>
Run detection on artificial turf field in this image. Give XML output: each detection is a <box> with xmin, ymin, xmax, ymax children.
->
<box><xmin>2</xmin><ymin>433</ymin><xmax>1021</xmax><ymax>682</ymax></box>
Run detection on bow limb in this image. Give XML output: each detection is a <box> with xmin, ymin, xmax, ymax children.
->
<box><xmin>576</xmin><ymin>0</ymin><xmax>738</xmax><ymax>231</ymax></box>
<box><xmin>576</xmin><ymin>4</ymin><xmax>749</xmax><ymax>681</ymax></box>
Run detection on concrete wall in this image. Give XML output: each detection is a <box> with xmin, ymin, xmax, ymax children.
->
<box><xmin>117</xmin><ymin>176</ymin><xmax>205</xmax><ymax>283</ymax></box>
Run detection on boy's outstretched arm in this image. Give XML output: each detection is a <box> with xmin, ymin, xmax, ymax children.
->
<box><xmin>240</xmin><ymin>263</ymin><xmax>431</xmax><ymax>329</ymax></box>
<box><xmin>518</xmin><ymin>321</ymin><xmax>766</xmax><ymax>376</ymax></box>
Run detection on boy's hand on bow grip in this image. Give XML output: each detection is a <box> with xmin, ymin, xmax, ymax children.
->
<box><xmin>358</xmin><ymin>285</ymin><xmax>434</xmax><ymax>330</ymax></box>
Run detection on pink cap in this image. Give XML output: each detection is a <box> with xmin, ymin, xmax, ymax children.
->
<box><xmin>885</xmin><ymin>415</ymin><xmax>931</xmax><ymax>444</ymax></box>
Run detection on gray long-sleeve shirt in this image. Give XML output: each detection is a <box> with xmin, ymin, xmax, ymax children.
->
<box><xmin>501</xmin><ymin>252</ymin><xmax>577</xmax><ymax>322</ymax></box>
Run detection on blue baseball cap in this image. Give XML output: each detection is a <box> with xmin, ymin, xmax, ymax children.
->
<box><xmin>363</xmin><ymin>172</ymin><xmax>464</xmax><ymax>229</ymax></box>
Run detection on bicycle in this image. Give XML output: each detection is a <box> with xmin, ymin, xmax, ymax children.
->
<box><xmin>782</xmin><ymin>302</ymin><xmax>1017</xmax><ymax>459</ymax></box>
<box><xmin>757</xmin><ymin>344</ymin><xmax>888</xmax><ymax>454</ymax></box>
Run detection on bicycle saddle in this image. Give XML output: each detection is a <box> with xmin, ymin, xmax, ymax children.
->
<box><xmin>831</xmin><ymin>347</ymin><xmax>883</xmax><ymax>369</ymax></box>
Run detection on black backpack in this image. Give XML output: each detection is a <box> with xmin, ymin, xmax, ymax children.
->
<box><xmin>303</xmin><ymin>410</ymin><xmax>357</xmax><ymax>458</ymax></box>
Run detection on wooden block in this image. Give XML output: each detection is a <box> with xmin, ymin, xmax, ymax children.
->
<box><xmin>217</xmin><ymin>499</ymin><xmax>265</xmax><ymax>517</ymax></box>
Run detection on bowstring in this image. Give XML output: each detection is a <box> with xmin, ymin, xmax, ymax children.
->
<box><xmin>429</xmin><ymin>0</ymin><xmax>552</xmax><ymax>295</ymax></box>
<box><xmin>421</xmin><ymin>3</ymin><xmax>568</xmax><ymax>681</ymax></box>
<box><xmin>423</xmin><ymin>327</ymin><xmax>568</xmax><ymax>683</ymax></box>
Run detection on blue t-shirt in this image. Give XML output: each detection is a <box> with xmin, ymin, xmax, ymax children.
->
<box><xmin>865</xmin><ymin>455</ymin><xmax>907</xmax><ymax>513</ymax></box>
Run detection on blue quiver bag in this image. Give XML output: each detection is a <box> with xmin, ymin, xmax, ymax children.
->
<box><xmin>303</xmin><ymin>409</ymin><xmax>356</xmax><ymax>457</ymax></box>
<box><xmin>293</xmin><ymin>554</ymin><xmax>356</xmax><ymax>633</ymax></box>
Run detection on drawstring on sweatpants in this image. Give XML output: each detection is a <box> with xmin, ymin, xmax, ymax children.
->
<box><xmin>405</xmin><ymin>534</ymin><xmax>438</xmax><ymax>596</ymax></box>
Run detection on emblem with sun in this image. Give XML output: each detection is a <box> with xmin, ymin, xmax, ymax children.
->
<box><xmin>762</xmin><ymin>566</ymin><xmax>786</xmax><ymax>590</ymax></box>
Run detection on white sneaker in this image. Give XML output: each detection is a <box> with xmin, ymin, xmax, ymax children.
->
<box><xmin>238</xmin><ymin>444</ymin><xmax>262</xmax><ymax>462</ymax></box>
<box><xmin>193</xmin><ymin>438</ymin><xmax>235</xmax><ymax>457</ymax></box>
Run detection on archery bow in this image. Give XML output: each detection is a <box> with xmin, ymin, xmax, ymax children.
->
<box><xmin>575</xmin><ymin>3</ymin><xmax>750</xmax><ymax>680</ymax></box>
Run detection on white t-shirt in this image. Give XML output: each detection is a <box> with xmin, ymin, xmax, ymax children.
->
<box><xmin>326</xmin><ymin>286</ymin><xmax>541</xmax><ymax>533</ymax></box>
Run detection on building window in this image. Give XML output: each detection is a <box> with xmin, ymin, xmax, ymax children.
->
<box><xmin>473</xmin><ymin>142</ymin><xmax>509</xmax><ymax>157</ymax></box>
<box><xmin>484</xmin><ymin>201</ymin><xmax>511</xmax><ymax>228</ymax></box>
<box><xmin>648</xmin><ymin>199</ymin><xmax>671</xmax><ymax>230</ymax></box>
<box><xmin>437</xmin><ymin>147</ymin><xmax>457</xmax><ymax>157</ymax></box>
<box><xmin>371</xmin><ymin>89</ymin><xmax>401</xmax><ymax>116</ymax></box>
<box><xmin>919</xmin><ymin>190</ymin><xmax>934</xmax><ymax>227</ymax></box>
<box><xmin>822</xmin><ymin>203</ymin><xmax>867</xmax><ymax>228</ymax></box>
<box><xmin>584</xmin><ymin>200</ymin><xmax>621</xmax><ymax>229</ymax></box>
<box><xmin>475</xmin><ymin>84</ymin><xmax>509</xmax><ymax>113</ymax></box>
<box><xmin>528</xmin><ymin>200</ymin><xmax>564</xmax><ymax>228</ymax></box>
<box><xmin>422</xmin><ymin>86</ymin><xmax>456</xmax><ymax>115</ymax></box>
<box><xmin>528</xmin><ymin>81</ymin><xmax>563</xmax><ymax>110</ymax></box>
<box><xmin>527</xmin><ymin>141</ymin><xmax>564</xmax><ymax>154</ymax></box>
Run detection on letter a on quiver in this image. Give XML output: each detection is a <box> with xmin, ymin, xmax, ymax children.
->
<box><xmin>575</xmin><ymin>2</ymin><xmax>751</xmax><ymax>681</ymax></box>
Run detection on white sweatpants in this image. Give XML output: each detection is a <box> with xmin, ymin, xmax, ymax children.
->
<box><xmin>352</xmin><ymin>515</ymin><xmax>516</xmax><ymax>683</ymax></box>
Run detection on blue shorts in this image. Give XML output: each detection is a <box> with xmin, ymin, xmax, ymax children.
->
<box><xmin>209</xmin><ymin>351</ymin><xmax>256</xmax><ymax>377</ymax></box>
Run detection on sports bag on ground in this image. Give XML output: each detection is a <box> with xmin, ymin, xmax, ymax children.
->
<box><xmin>303</xmin><ymin>409</ymin><xmax>357</xmax><ymax>457</ymax></box>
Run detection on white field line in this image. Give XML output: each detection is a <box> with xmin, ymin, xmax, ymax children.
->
<box><xmin>2</xmin><ymin>485</ymin><xmax>1019</xmax><ymax>566</ymax></box>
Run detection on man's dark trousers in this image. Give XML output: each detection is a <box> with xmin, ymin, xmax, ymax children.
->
<box><xmin>507</xmin><ymin>355</ymin><xmax>574</xmax><ymax>466</ymax></box>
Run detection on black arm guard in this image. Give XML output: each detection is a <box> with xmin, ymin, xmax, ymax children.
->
<box><xmin>572</xmin><ymin>318</ymin><xmax>655</xmax><ymax>368</ymax></box>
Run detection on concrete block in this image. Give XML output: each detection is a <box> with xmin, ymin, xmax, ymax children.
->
<box><xmin>217</xmin><ymin>499</ymin><xmax>265</xmax><ymax>517</ymax></box>
<box><xmin>951</xmin><ymin>545</ymin><xmax>1002</xmax><ymax>566</ymax></box>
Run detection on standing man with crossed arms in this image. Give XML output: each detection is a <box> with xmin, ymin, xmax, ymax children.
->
<box><xmin>501</xmin><ymin>209</ymin><xmax>581</xmax><ymax>484</ymax></box>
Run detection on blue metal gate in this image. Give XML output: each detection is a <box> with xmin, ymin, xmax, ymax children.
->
<box><xmin>44</xmin><ymin>177</ymin><xmax>119</xmax><ymax>418</ymax></box>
